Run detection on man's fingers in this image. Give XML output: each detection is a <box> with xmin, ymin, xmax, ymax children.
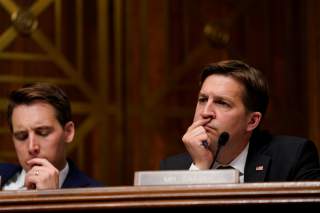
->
<box><xmin>27</xmin><ymin>158</ymin><xmax>52</xmax><ymax>168</ymax></box>
<box><xmin>24</xmin><ymin>158</ymin><xmax>60</xmax><ymax>190</ymax></box>
<box><xmin>190</xmin><ymin>128</ymin><xmax>205</xmax><ymax>137</ymax></box>
<box><xmin>24</xmin><ymin>174</ymin><xmax>37</xmax><ymax>189</ymax></box>
<box><xmin>187</xmin><ymin>118</ymin><xmax>211</xmax><ymax>131</ymax></box>
<box><xmin>25</xmin><ymin>166</ymin><xmax>59</xmax><ymax>190</ymax></box>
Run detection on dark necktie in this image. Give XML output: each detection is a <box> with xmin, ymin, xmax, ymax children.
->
<box><xmin>216</xmin><ymin>165</ymin><xmax>234</xmax><ymax>170</ymax></box>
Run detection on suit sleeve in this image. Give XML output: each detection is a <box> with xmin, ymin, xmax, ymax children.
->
<box><xmin>292</xmin><ymin>140</ymin><xmax>320</xmax><ymax>180</ymax></box>
<box><xmin>159</xmin><ymin>159</ymin><xmax>167</xmax><ymax>170</ymax></box>
<box><xmin>159</xmin><ymin>153</ymin><xmax>193</xmax><ymax>170</ymax></box>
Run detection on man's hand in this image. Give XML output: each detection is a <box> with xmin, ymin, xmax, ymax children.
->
<box><xmin>25</xmin><ymin>158</ymin><xmax>59</xmax><ymax>190</ymax></box>
<box><xmin>182</xmin><ymin>118</ymin><xmax>214</xmax><ymax>169</ymax></box>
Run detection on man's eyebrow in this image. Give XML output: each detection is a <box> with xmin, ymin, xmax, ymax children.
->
<box><xmin>198</xmin><ymin>92</ymin><xmax>208</xmax><ymax>96</ymax></box>
<box><xmin>35</xmin><ymin>126</ymin><xmax>51</xmax><ymax>129</ymax></box>
<box><xmin>32</xmin><ymin>126</ymin><xmax>53</xmax><ymax>132</ymax></box>
<box><xmin>13</xmin><ymin>130</ymin><xmax>26</xmax><ymax>134</ymax></box>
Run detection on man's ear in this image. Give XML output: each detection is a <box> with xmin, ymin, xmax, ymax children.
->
<box><xmin>63</xmin><ymin>121</ymin><xmax>75</xmax><ymax>143</ymax></box>
<box><xmin>247</xmin><ymin>112</ymin><xmax>262</xmax><ymax>132</ymax></box>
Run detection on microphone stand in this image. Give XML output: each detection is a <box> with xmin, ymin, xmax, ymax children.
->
<box><xmin>210</xmin><ymin>132</ymin><xmax>229</xmax><ymax>169</ymax></box>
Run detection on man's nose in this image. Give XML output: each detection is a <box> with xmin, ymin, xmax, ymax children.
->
<box><xmin>201</xmin><ymin>102</ymin><xmax>216</xmax><ymax>119</ymax></box>
<box><xmin>28</xmin><ymin>134</ymin><xmax>40</xmax><ymax>156</ymax></box>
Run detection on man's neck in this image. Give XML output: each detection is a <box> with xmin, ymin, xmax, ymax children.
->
<box><xmin>217</xmin><ymin>135</ymin><xmax>250</xmax><ymax>164</ymax></box>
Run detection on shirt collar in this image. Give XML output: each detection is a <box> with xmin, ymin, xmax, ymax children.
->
<box><xmin>59</xmin><ymin>162</ymin><xmax>69</xmax><ymax>188</ymax></box>
<box><xmin>212</xmin><ymin>142</ymin><xmax>250</xmax><ymax>176</ymax></box>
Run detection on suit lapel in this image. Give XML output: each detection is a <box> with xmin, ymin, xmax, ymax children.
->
<box><xmin>244</xmin><ymin>154</ymin><xmax>270</xmax><ymax>182</ymax></box>
<box><xmin>0</xmin><ymin>164</ymin><xmax>22</xmax><ymax>187</ymax></box>
<box><xmin>244</xmin><ymin>131</ymin><xmax>273</xmax><ymax>182</ymax></box>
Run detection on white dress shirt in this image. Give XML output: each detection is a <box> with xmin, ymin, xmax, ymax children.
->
<box><xmin>3</xmin><ymin>162</ymin><xmax>69</xmax><ymax>190</ymax></box>
<box><xmin>189</xmin><ymin>143</ymin><xmax>249</xmax><ymax>183</ymax></box>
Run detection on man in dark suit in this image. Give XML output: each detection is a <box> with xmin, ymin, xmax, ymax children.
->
<box><xmin>1</xmin><ymin>83</ymin><xmax>102</xmax><ymax>190</ymax></box>
<box><xmin>160</xmin><ymin>60</ymin><xmax>320</xmax><ymax>182</ymax></box>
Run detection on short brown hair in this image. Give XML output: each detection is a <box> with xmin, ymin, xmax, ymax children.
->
<box><xmin>200</xmin><ymin>60</ymin><xmax>269</xmax><ymax>117</ymax></box>
<box><xmin>7</xmin><ymin>82</ymin><xmax>72</xmax><ymax>131</ymax></box>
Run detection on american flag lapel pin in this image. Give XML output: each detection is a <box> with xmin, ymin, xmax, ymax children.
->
<box><xmin>256</xmin><ymin>165</ymin><xmax>264</xmax><ymax>171</ymax></box>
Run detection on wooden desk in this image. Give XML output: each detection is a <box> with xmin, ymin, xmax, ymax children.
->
<box><xmin>0</xmin><ymin>181</ymin><xmax>320</xmax><ymax>211</ymax></box>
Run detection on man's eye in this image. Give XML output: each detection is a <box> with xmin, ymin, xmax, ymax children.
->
<box><xmin>215</xmin><ymin>100</ymin><xmax>229</xmax><ymax>107</ymax></box>
<box><xmin>36</xmin><ymin>129</ymin><xmax>51</xmax><ymax>137</ymax></box>
<box><xmin>198</xmin><ymin>97</ymin><xmax>207</xmax><ymax>103</ymax></box>
<box><xmin>14</xmin><ymin>132</ymin><xmax>28</xmax><ymax>141</ymax></box>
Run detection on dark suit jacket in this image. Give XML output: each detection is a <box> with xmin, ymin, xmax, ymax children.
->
<box><xmin>160</xmin><ymin>133</ymin><xmax>320</xmax><ymax>182</ymax></box>
<box><xmin>0</xmin><ymin>159</ymin><xmax>103</xmax><ymax>188</ymax></box>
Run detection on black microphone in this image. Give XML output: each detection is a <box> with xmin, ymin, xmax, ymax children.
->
<box><xmin>211</xmin><ymin>132</ymin><xmax>229</xmax><ymax>168</ymax></box>
<box><xmin>218</xmin><ymin>132</ymin><xmax>229</xmax><ymax>146</ymax></box>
